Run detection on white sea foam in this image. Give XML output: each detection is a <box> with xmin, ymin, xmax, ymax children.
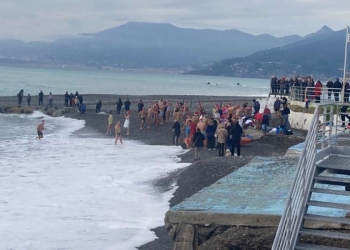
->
<box><xmin>0</xmin><ymin>113</ymin><xmax>189</xmax><ymax>250</ymax></box>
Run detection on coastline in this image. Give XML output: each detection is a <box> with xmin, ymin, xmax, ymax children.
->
<box><xmin>0</xmin><ymin>94</ymin><xmax>305</xmax><ymax>250</ymax></box>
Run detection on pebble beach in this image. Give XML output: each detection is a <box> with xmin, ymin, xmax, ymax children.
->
<box><xmin>0</xmin><ymin>94</ymin><xmax>305</xmax><ymax>250</ymax></box>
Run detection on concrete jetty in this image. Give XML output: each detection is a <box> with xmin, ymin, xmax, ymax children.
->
<box><xmin>165</xmin><ymin>143</ymin><xmax>350</xmax><ymax>250</ymax></box>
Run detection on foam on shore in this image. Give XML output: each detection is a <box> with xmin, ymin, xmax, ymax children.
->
<box><xmin>0</xmin><ymin>113</ymin><xmax>190</xmax><ymax>250</ymax></box>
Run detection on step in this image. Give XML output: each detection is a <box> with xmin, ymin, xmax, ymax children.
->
<box><xmin>314</xmin><ymin>176</ymin><xmax>350</xmax><ymax>186</ymax></box>
<box><xmin>304</xmin><ymin>214</ymin><xmax>350</xmax><ymax>225</ymax></box>
<box><xmin>317</xmin><ymin>155</ymin><xmax>350</xmax><ymax>171</ymax></box>
<box><xmin>311</xmin><ymin>188</ymin><xmax>350</xmax><ymax>196</ymax></box>
<box><xmin>295</xmin><ymin>242</ymin><xmax>350</xmax><ymax>250</ymax></box>
<box><xmin>299</xmin><ymin>228</ymin><xmax>350</xmax><ymax>240</ymax></box>
<box><xmin>307</xmin><ymin>200</ymin><xmax>350</xmax><ymax>210</ymax></box>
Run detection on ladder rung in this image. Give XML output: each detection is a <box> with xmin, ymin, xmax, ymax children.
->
<box><xmin>307</xmin><ymin>200</ymin><xmax>350</xmax><ymax>210</ymax></box>
<box><xmin>304</xmin><ymin>214</ymin><xmax>350</xmax><ymax>225</ymax></box>
<box><xmin>311</xmin><ymin>188</ymin><xmax>350</xmax><ymax>196</ymax></box>
<box><xmin>299</xmin><ymin>228</ymin><xmax>350</xmax><ymax>240</ymax></box>
<box><xmin>296</xmin><ymin>242</ymin><xmax>350</xmax><ymax>250</ymax></box>
<box><xmin>314</xmin><ymin>176</ymin><xmax>350</xmax><ymax>186</ymax></box>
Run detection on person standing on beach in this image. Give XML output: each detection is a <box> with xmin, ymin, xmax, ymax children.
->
<box><xmin>229</xmin><ymin>119</ymin><xmax>243</xmax><ymax>157</ymax></box>
<box><xmin>114</xmin><ymin>121</ymin><xmax>123</xmax><ymax>145</ymax></box>
<box><xmin>70</xmin><ymin>93</ymin><xmax>74</xmax><ymax>107</ymax></box>
<box><xmin>78</xmin><ymin>94</ymin><xmax>83</xmax><ymax>105</ymax></box>
<box><xmin>39</xmin><ymin>90</ymin><xmax>44</xmax><ymax>106</ymax></box>
<box><xmin>139</xmin><ymin>108</ymin><xmax>147</xmax><ymax>130</ymax></box>
<box><xmin>124</xmin><ymin>98</ymin><xmax>131</xmax><ymax>112</ymax></box>
<box><xmin>36</xmin><ymin>119</ymin><xmax>45</xmax><ymax>139</ymax></box>
<box><xmin>80</xmin><ymin>103</ymin><xmax>86</xmax><ymax>115</ymax></box>
<box><xmin>274</xmin><ymin>98</ymin><xmax>281</xmax><ymax>117</ymax></box>
<box><xmin>172</xmin><ymin>119</ymin><xmax>181</xmax><ymax>146</ymax></box>
<box><xmin>64</xmin><ymin>91</ymin><xmax>69</xmax><ymax>107</ymax></box>
<box><xmin>106</xmin><ymin>111</ymin><xmax>113</xmax><ymax>135</ymax></box>
<box><xmin>253</xmin><ymin>99</ymin><xmax>260</xmax><ymax>115</ymax></box>
<box><xmin>27</xmin><ymin>94</ymin><xmax>31</xmax><ymax>106</ymax></box>
<box><xmin>282</xmin><ymin>105</ymin><xmax>291</xmax><ymax>130</ymax></box>
<box><xmin>216</xmin><ymin>123</ymin><xmax>228</xmax><ymax>157</ymax></box>
<box><xmin>116</xmin><ymin>98</ymin><xmax>123</xmax><ymax>115</ymax></box>
<box><xmin>137</xmin><ymin>100</ymin><xmax>144</xmax><ymax>113</ymax></box>
<box><xmin>147</xmin><ymin>104</ymin><xmax>153</xmax><ymax>128</ymax></box>
<box><xmin>95</xmin><ymin>98</ymin><xmax>102</xmax><ymax>113</ymax></box>
<box><xmin>48</xmin><ymin>92</ymin><xmax>53</xmax><ymax>108</ymax></box>
<box><xmin>124</xmin><ymin>110</ymin><xmax>131</xmax><ymax>135</ymax></box>
<box><xmin>206</xmin><ymin>119</ymin><xmax>216</xmax><ymax>150</ymax></box>
<box><xmin>192</xmin><ymin>128</ymin><xmax>205</xmax><ymax>160</ymax></box>
<box><xmin>17</xmin><ymin>89</ymin><xmax>24</xmax><ymax>106</ymax></box>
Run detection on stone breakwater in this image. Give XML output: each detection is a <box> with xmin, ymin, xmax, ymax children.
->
<box><xmin>0</xmin><ymin>106</ymin><xmax>68</xmax><ymax>117</ymax></box>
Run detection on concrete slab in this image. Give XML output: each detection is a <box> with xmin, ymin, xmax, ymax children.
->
<box><xmin>168</xmin><ymin>156</ymin><xmax>299</xmax><ymax>227</ymax></box>
<box><xmin>168</xmin><ymin>154</ymin><xmax>350</xmax><ymax>228</ymax></box>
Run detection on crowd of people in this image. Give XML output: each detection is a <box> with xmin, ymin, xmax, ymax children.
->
<box><xmin>17</xmin><ymin>89</ymin><xmax>87</xmax><ymax>114</ymax></box>
<box><xmin>16</xmin><ymin>89</ymin><xmax>296</xmax><ymax>159</ymax></box>
<box><xmin>270</xmin><ymin>76</ymin><xmax>350</xmax><ymax>103</ymax></box>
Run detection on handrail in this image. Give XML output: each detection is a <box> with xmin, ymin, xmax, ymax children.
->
<box><xmin>272</xmin><ymin>104</ymin><xmax>319</xmax><ymax>249</ymax></box>
<box><xmin>288</xmin><ymin>86</ymin><xmax>346</xmax><ymax>103</ymax></box>
<box><xmin>272</xmin><ymin>102</ymin><xmax>350</xmax><ymax>249</ymax></box>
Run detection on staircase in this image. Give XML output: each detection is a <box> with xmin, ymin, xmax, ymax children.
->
<box><xmin>272</xmin><ymin>103</ymin><xmax>350</xmax><ymax>250</ymax></box>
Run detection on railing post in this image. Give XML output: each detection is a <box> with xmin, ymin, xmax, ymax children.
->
<box><xmin>322</xmin><ymin>106</ymin><xmax>326</xmax><ymax>149</ymax></box>
<box><xmin>329</xmin><ymin>105</ymin><xmax>334</xmax><ymax>147</ymax></box>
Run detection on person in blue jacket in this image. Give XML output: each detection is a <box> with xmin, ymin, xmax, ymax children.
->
<box><xmin>80</xmin><ymin>103</ymin><xmax>86</xmax><ymax>115</ymax></box>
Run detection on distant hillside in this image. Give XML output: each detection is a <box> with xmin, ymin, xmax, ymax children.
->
<box><xmin>0</xmin><ymin>22</ymin><xmax>304</xmax><ymax>69</ymax></box>
<box><xmin>189</xmin><ymin>26</ymin><xmax>345</xmax><ymax>79</ymax></box>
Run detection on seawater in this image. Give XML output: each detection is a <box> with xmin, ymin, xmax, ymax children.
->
<box><xmin>0</xmin><ymin>66</ymin><xmax>269</xmax><ymax>97</ymax></box>
<box><xmin>0</xmin><ymin>112</ymin><xmax>190</xmax><ymax>250</ymax></box>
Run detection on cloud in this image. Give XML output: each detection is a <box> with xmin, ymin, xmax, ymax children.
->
<box><xmin>0</xmin><ymin>0</ymin><xmax>350</xmax><ymax>41</ymax></box>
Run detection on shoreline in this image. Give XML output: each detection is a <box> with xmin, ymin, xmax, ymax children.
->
<box><xmin>0</xmin><ymin>94</ymin><xmax>305</xmax><ymax>250</ymax></box>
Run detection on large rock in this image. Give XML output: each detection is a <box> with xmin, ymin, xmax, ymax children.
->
<box><xmin>52</xmin><ymin>110</ymin><xmax>63</xmax><ymax>117</ymax></box>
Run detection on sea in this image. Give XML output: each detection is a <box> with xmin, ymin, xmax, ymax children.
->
<box><xmin>0</xmin><ymin>66</ymin><xmax>269</xmax><ymax>250</ymax></box>
<box><xmin>0</xmin><ymin>66</ymin><xmax>270</xmax><ymax>97</ymax></box>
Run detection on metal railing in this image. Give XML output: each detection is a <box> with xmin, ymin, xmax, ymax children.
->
<box><xmin>272</xmin><ymin>102</ymin><xmax>350</xmax><ymax>249</ymax></box>
<box><xmin>288</xmin><ymin>87</ymin><xmax>346</xmax><ymax>104</ymax></box>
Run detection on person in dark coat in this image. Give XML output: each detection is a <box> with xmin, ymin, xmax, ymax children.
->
<box><xmin>340</xmin><ymin>105</ymin><xmax>350</xmax><ymax>127</ymax></box>
<box><xmin>78</xmin><ymin>94</ymin><xmax>83</xmax><ymax>104</ymax></box>
<box><xmin>137</xmin><ymin>100</ymin><xmax>144</xmax><ymax>113</ymax></box>
<box><xmin>64</xmin><ymin>91</ymin><xmax>69</xmax><ymax>107</ymax></box>
<box><xmin>172</xmin><ymin>119</ymin><xmax>181</xmax><ymax>146</ymax></box>
<box><xmin>253</xmin><ymin>99</ymin><xmax>260</xmax><ymax>115</ymax></box>
<box><xmin>344</xmin><ymin>82</ymin><xmax>350</xmax><ymax>103</ymax></box>
<box><xmin>17</xmin><ymin>89</ymin><xmax>24</xmax><ymax>106</ymax></box>
<box><xmin>124</xmin><ymin>98</ymin><xmax>131</xmax><ymax>111</ymax></box>
<box><xmin>95</xmin><ymin>98</ymin><xmax>102</xmax><ymax>113</ymax></box>
<box><xmin>333</xmin><ymin>78</ymin><xmax>342</xmax><ymax>102</ymax></box>
<box><xmin>192</xmin><ymin>128</ymin><xmax>205</xmax><ymax>160</ymax></box>
<box><xmin>39</xmin><ymin>90</ymin><xmax>44</xmax><ymax>106</ymax></box>
<box><xmin>206</xmin><ymin>119</ymin><xmax>216</xmax><ymax>150</ymax></box>
<box><xmin>70</xmin><ymin>93</ymin><xmax>74</xmax><ymax>107</ymax></box>
<box><xmin>229</xmin><ymin>119</ymin><xmax>243</xmax><ymax>157</ymax></box>
<box><xmin>27</xmin><ymin>94</ymin><xmax>31</xmax><ymax>106</ymax></box>
<box><xmin>326</xmin><ymin>80</ymin><xmax>334</xmax><ymax>99</ymax></box>
<box><xmin>274</xmin><ymin>97</ymin><xmax>281</xmax><ymax>117</ymax></box>
<box><xmin>116</xmin><ymin>98</ymin><xmax>123</xmax><ymax>115</ymax></box>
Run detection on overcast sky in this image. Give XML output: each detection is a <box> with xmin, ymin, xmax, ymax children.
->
<box><xmin>1</xmin><ymin>0</ymin><xmax>350</xmax><ymax>41</ymax></box>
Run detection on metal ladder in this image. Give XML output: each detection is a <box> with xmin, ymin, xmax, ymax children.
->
<box><xmin>273</xmin><ymin>103</ymin><xmax>350</xmax><ymax>250</ymax></box>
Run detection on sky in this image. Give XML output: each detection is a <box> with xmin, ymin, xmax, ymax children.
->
<box><xmin>1</xmin><ymin>0</ymin><xmax>350</xmax><ymax>42</ymax></box>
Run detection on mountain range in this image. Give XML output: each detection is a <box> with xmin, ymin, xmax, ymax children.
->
<box><xmin>0</xmin><ymin>22</ymin><xmax>305</xmax><ymax>69</ymax></box>
<box><xmin>189</xmin><ymin>25</ymin><xmax>347</xmax><ymax>79</ymax></box>
<box><xmin>0</xmin><ymin>22</ymin><xmax>344</xmax><ymax>79</ymax></box>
